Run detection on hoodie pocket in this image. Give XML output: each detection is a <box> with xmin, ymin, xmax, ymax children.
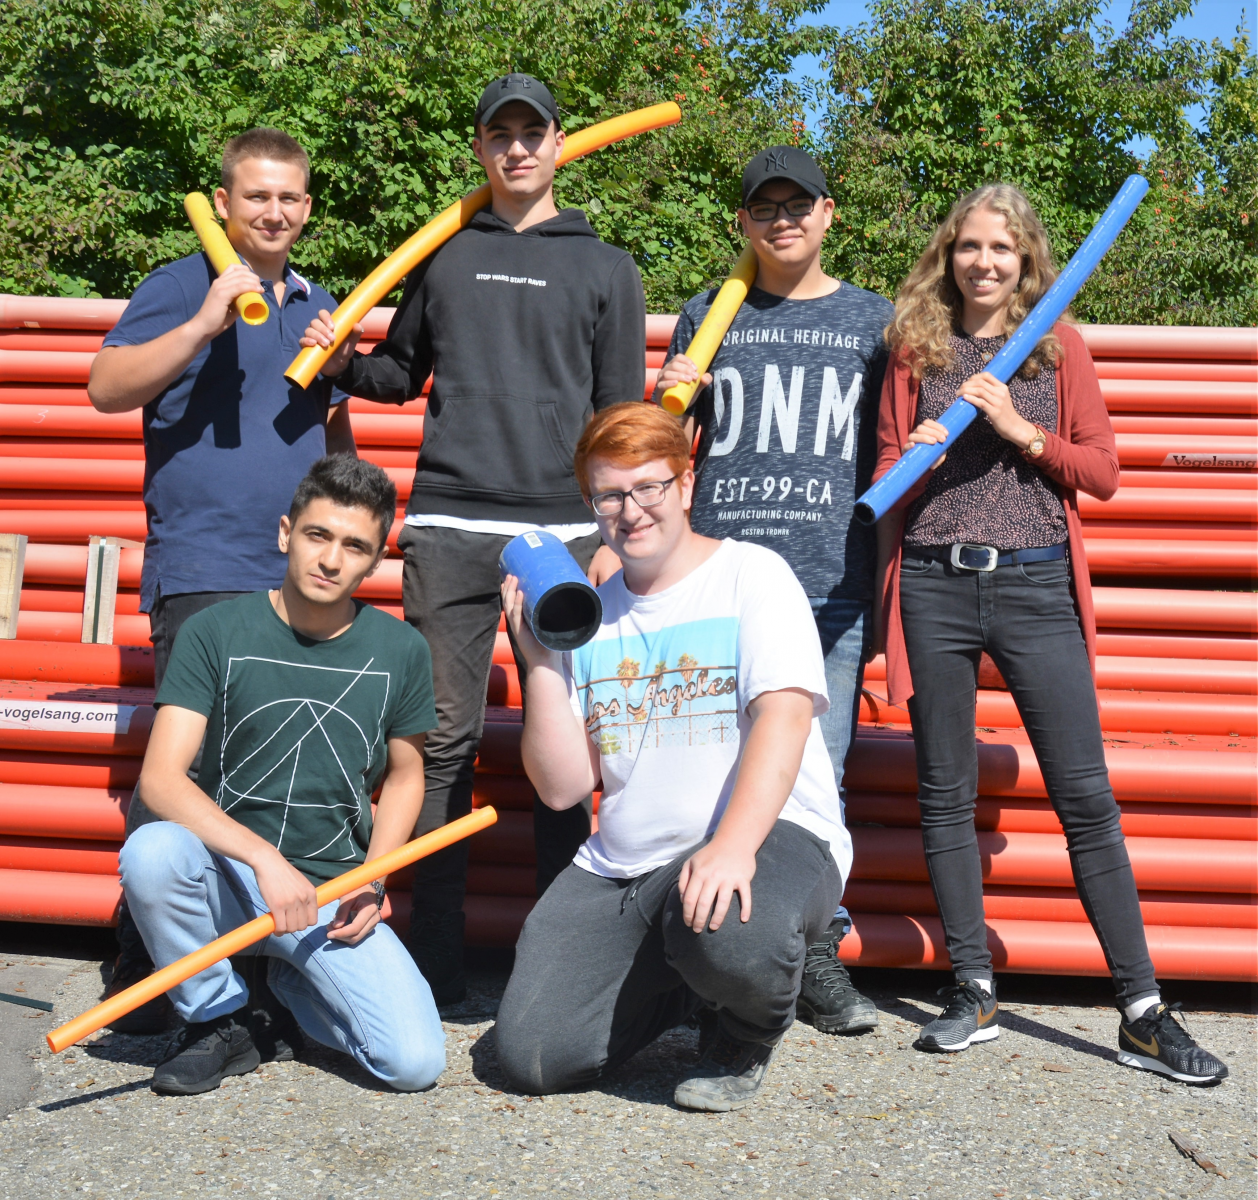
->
<box><xmin>420</xmin><ymin>394</ymin><xmax>584</xmax><ymax>496</ymax></box>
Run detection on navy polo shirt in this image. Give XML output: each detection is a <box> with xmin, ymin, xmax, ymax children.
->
<box><xmin>102</xmin><ymin>252</ymin><xmax>347</xmax><ymax>611</ymax></box>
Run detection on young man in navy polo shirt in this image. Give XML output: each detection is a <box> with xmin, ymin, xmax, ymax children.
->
<box><xmin>88</xmin><ymin>127</ymin><xmax>356</xmax><ymax>1035</ymax></box>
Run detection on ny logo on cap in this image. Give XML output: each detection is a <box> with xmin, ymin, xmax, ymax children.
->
<box><xmin>764</xmin><ymin>150</ymin><xmax>791</xmax><ymax>172</ymax></box>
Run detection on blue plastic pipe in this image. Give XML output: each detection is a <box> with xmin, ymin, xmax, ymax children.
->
<box><xmin>852</xmin><ymin>174</ymin><xmax>1149</xmax><ymax>526</ymax></box>
<box><xmin>498</xmin><ymin>530</ymin><xmax>604</xmax><ymax>653</ymax></box>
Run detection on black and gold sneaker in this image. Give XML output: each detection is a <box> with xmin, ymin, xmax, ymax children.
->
<box><xmin>915</xmin><ymin>980</ymin><xmax>999</xmax><ymax>1052</ymax></box>
<box><xmin>1117</xmin><ymin>1002</ymin><xmax>1229</xmax><ymax>1085</ymax></box>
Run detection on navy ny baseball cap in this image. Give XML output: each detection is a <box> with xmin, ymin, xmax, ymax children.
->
<box><xmin>475</xmin><ymin>74</ymin><xmax>560</xmax><ymax>129</ymax></box>
<box><xmin>741</xmin><ymin>146</ymin><xmax>829</xmax><ymax>205</ymax></box>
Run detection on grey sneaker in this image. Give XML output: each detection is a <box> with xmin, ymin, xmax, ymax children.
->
<box><xmin>151</xmin><ymin>1013</ymin><xmax>260</xmax><ymax>1095</ymax></box>
<box><xmin>796</xmin><ymin>924</ymin><xmax>878</xmax><ymax>1034</ymax></box>
<box><xmin>915</xmin><ymin>980</ymin><xmax>999</xmax><ymax>1052</ymax></box>
<box><xmin>674</xmin><ymin>1030</ymin><xmax>778</xmax><ymax>1112</ymax></box>
<box><xmin>1117</xmin><ymin>1002</ymin><xmax>1229</xmax><ymax>1085</ymax></box>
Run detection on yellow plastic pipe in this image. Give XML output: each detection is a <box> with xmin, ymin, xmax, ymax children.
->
<box><xmin>659</xmin><ymin>244</ymin><xmax>759</xmax><ymax>415</ymax></box>
<box><xmin>183</xmin><ymin>193</ymin><xmax>270</xmax><ymax>326</ymax></box>
<box><xmin>285</xmin><ymin>101</ymin><xmax>683</xmax><ymax>387</ymax></box>
<box><xmin>46</xmin><ymin>806</ymin><xmax>498</xmax><ymax>1053</ymax></box>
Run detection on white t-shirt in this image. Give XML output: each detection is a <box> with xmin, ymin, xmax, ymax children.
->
<box><xmin>566</xmin><ymin>539</ymin><xmax>852</xmax><ymax>883</ymax></box>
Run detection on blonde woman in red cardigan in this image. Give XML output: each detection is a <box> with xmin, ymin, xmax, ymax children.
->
<box><xmin>871</xmin><ymin>184</ymin><xmax>1226</xmax><ymax>1085</ymax></box>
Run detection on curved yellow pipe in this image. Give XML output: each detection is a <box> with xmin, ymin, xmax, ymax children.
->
<box><xmin>183</xmin><ymin>193</ymin><xmax>270</xmax><ymax>326</ymax></box>
<box><xmin>659</xmin><ymin>244</ymin><xmax>758</xmax><ymax>415</ymax></box>
<box><xmin>285</xmin><ymin>101</ymin><xmax>683</xmax><ymax>388</ymax></box>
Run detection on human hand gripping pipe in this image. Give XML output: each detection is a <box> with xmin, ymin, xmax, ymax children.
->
<box><xmin>182</xmin><ymin>193</ymin><xmax>270</xmax><ymax>326</ymax></box>
<box><xmin>659</xmin><ymin>244</ymin><xmax>759</xmax><ymax>415</ymax></box>
<box><xmin>45</xmin><ymin>806</ymin><xmax>498</xmax><ymax>1053</ymax></box>
<box><xmin>499</xmin><ymin>530</ymin><xmax>603</xmax><ymax>652</ymax></box>
<box><xmin>285</xmin><ymin>102</ymin><xmax>683</xmax><ymax>388</ymax></box>
<box><xmin>852</xmin><ymin>174</ymin><xmax>1150</xmax><ymax>526</ymax></box>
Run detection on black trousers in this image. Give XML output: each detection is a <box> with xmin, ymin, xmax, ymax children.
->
<box><xmin>397</xmin><ymin>525</ymin><xmax>601</xmax><ymax>930</ymax></box>
<box><xmin>118</xmin><ymin>589</ymin><xmax>249</xmax><ymax>964</ymax></box>
<box><xmin>898</xmin><ymin>550</ymin><xmax>1159</xmax><ymax>1008</ymax></box>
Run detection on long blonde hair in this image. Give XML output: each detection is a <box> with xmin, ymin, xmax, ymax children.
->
<box><xmin>886</xmin><ymin>184</ymin><xmax>1065</xmax><ymax>379</ymax></box>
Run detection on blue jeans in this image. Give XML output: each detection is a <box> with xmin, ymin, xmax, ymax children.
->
<box><xmin>809</xmin><ymin>596</ymin><xmax>870</xmax><ymax>933</ymax></box>
<box><xmin>120</xmin><ymin>822</ymin><xmax>446</xmax><ymax>1091</ymax></box>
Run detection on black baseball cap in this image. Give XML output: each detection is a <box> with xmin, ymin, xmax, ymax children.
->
<box><xmin>475</xmin><ymin>74</ymin><xmax>560</xmax><ymax>129</ymax></box>
<box><xmin>740</xmin><ymin>146</ymin><xmax>829</xmax><ymax>206</ymax></box>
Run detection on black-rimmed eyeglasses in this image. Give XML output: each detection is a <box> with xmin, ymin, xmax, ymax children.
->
<box><xmin>745</xmin><ymin>195</ymin><xmax>817</xmax><ymax>222</ymax></box>
<box><xmin>588</xmin><ymin>476</ymin><xmax>678</xmax><ymax>516</ymax></box>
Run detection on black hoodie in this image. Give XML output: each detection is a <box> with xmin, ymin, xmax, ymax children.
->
<box><xmin>336</xmin><ymin>208</ymin><xmax>646</xmax><ymax>524</ymax></box>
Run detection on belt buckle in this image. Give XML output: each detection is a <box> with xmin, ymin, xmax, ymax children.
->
<box><xmin>950</xmin><ymin>543</ymin><xmax>998</xmax><ymax>572</ymax></box>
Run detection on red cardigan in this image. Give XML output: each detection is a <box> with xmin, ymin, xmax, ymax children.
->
<box><xmin>873</xmin><ymin>322</ymin><xmax>1119</xmax><ymax>706</ymax></box>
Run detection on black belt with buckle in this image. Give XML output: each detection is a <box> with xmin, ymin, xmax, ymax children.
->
<box><xmin>904</xmin><ymin>543</ymin><xmax>1068</xmax><ymax>573</ymax></box>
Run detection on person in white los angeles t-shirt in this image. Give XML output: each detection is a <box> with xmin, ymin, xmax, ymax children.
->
<box><xmin>494</xmin><ymin>402</ymin><xmax>852</xmax><ymax>1113</ymax></box>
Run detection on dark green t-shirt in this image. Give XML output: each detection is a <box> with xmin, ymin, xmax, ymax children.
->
<box><xmin>155</xmin><ymin>591</ymin><xmax>437</xmax><ymax>883</ymax></box>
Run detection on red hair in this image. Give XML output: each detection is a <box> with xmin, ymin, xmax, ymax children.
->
<box><xmin>574</xmin><ymin>403</ymin><xmax>691</xmax><ymax>497</ymax></box>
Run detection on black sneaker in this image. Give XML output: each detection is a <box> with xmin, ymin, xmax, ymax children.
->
<box><xmin>915</xmin><ymin>980</ymin><xmax>999</xmax><ymax>1052</ymax></box>
<box><xmin>674</xmin><ymin>1030</ymin><xmax>778</xmax><ymax>1112</ymax></box>
<box><xmin>796</xmin><ymin>924</ymin><xmax>878</xmax><ymax>1034</ymax></box>
<box><xmin>407</xmin><ymin>910</ymin><xmax>467</xmax><ymax>1006</ymax></box>
<box><xmin>1117</xmin><ymin>1002</ymin><xmax>1229</xmax><ymax>1085</ymax></box>
<box><xmin>151</xmin><ymin>1013</ymin><xmax>260</xmax><ymax>1095</ymax></box>
<box><xmin>101</xmin><ymin>953</ymin><xmax>174</xmax><ymax>1035</ymax></box>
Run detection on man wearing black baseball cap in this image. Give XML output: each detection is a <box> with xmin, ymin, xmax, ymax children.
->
<box><xmin>301</xmin><ymin>74</ymin><xmax>645</xmax><ymax>1005</ymax></box>
<box><xmin>653</xmin><ymin>145</ymin><xmax>893</xmax><ymax>1042</ymax></box>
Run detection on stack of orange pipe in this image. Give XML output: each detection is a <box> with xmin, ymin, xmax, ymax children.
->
<box><xmin>0</xmin><ymin>295</ymin><xmax>1254</xmax><ymax>980</ymax></box>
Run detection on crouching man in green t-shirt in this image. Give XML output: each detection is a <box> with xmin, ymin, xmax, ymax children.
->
<box><xmin>120</xmin><ymin>455</ymin><xmax>445</xmax><ymax>1095</ymax></box>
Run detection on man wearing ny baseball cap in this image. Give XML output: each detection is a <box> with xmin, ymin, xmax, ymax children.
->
<box><xmin>301</xmin><ymin>75</ymin><xmax>645</xmax><ymax>1006</ymax></box>
<box><xmin>653</xmin><ymin>145</ymin><xmax>894</xmax><ymax>1042</ymax></box>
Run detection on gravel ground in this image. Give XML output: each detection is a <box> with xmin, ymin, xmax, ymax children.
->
<box><xmin>0</xmin><ymin>937</ymin><xmax>1253</xmax><ymax>1200</ymax></box>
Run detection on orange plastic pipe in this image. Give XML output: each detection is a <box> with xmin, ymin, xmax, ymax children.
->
<box><xmin>0</xmin><ymin>640</ymin><xmax>154</xmax><ymax>686</ymax></box>
<box><xmin>0</xmin><ymin>752</ymin><xmax>141</xmax><ymax>789</ymax></box>
<box><xmin>837</xmin><ymin>914</ymin><xmax>1258</xmax><ymax>981</ymax></box>
<box><xmin>1110</xmin><ymin>415</ymin><xmax>1258</xmax><ymax>436</ymax></box>
<box><xmin>0</xmin><ymin>405</ymin><xmax>142</xmax><ymax>438</ymax></box>
<box><xmin>15</xmin><ymin>611</ymin><xmax>151</xmax><ymax>646</ymax></box>
<box><xmin>845</xmin><ymin>734</ymin><xmax>1257</xmax><ymax>804</ymax></box>
<box><xmin>21</xmin><ymin>586</ymin><xmax>142</xmax><ymax>616</ymax></box>
<box><xmin>1079</xmin><ymin>324</ymin><xmax>1258</xmax><ymax>362</ymax></box>
<box><xmin>1119</xmin><ymin>469</ymin><xmax>1258</xmax><ymax>491</ymax></box>
<box><xmin>0</xmin><ymin>867</ymin><xmax>121</xmax><ymax>925</ymax></box>
<box><xmin>1114</xmin><ymin>434</ymin><xmax>1257</xmax><ymax>468</ymax></box>
<box><xmin>843</xmin><ymin>791</ymin><xmax>1258</xmax><ymax>839</ymax></box>
<box><xmin>1078</xmin><ymin>487</ymin><xmax>1256</xmax><ymax>521</ymax></box>
<box><xmin>0</xmin><ymin>385</ymin><xmax>92</xmax><ymax>405</ymax></box>
<box><xmin>0</xmin><ymin>784</ymin><xmax>129</xmax><ymax>839</ymax></box>
<box><xmin>1093</xmin><ymin>633</ymin><xmax>1257</xmax><ymax>661</ymax></box>
<box><xmin>1097</xmin><ymin>379</ymin><xmax>1258</xmax><ymax>415</ymax></box>
<box><xmin>1083</xmin><ymin>520</ymin><xmax>1256</xmax><ymax>542</ymax></box>
<box><xmin>1095</xmin><ymin>361</ymin><xmax>1258</xmax><ymax>383</ymax></box>
<box><xmin>2</xmin><ymin>458</ymin><xmax>143</xmax><ymax>491</ymax></box>
<box><xmin>0</xmin><ymin>350</ymin><xmax>95</xmax><ymax>385</ymax></box>
<box><xmin>848</xmin><ymin>827</ymin><xmax>1258</xmax><ymax>892</ymax></box>
<box><xmin>1095</xmin><ymin>586</ymin><xmax>1258</xmax><ymax>632</ymax></box>
<box><xmin>857</xmin><ymin>686</ymin><xmax>1257</xmax><ymax>737</ymax></box>
<box><xmin>285</xmin><ymin>102</ymin><xmax>682</xmax><ymax>387</ymax></box>
<box><xmin>0</xmin><ymin>297</ymin><xmax>127</xmax><ymax>331</ymax></box>
<box><xmin>0</xmin><ymin>332</ymin><xmax>107</xmax><ymax>353</ymax></box>
<box><xmin>864</xmin><ymin>651</ymin><xmax>1258</xmax><ymax>693</ymax></box>
<box><xmin>1082</xmin><ymin>538</ymin><xmax>1258</xmax><ymax>577</ymax></box>
<box><xmin>47</xmin><ymin>805</ymin><xmax>498</xmax><ymax>1052</ymax></box>
<box><xmin>0</xmin><ymin>837</ymin><xmax>120</xmax><ymax>875</ymax></box>
<box><xmin>842</xmin><ymin>881</ymin><xmax>1258</xmax><ymax>928</ymax></box>
<box><xmin>0</xmin><ymin>511</ymin><xmax>147</xmax><ymax>542</ymax></box>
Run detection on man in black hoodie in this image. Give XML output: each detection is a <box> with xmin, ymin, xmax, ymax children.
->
<box><xmin>302</xmin><ymin>74</ymin><xmax>645</xmax><ymax>1004</ymax></box>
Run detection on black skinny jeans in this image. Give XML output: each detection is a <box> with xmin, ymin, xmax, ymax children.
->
<box><xmin>898</xmin><ymin>550</ymin><xmax>1159</xmax><ymax>1008</ymax></box>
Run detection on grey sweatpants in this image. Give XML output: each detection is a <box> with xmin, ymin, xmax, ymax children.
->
<box><xmin>495</xmin><ymin>820</ymin><xmax>843</xmax><ymax>1095</ymax></box>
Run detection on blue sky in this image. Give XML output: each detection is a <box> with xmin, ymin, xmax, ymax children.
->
<box><xmin>791</xmin><ymin>0</ymin><xmax>1251</xmax><ymax>131</ymax></box>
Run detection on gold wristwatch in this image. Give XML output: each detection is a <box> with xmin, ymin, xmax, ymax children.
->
<box><xmin>1024</xmin><ymin>426</ymin><xmax>1048</xmax><ymax>458</ymax></box>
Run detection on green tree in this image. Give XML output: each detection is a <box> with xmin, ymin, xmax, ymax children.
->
<box><xmin>817</xmin><ymin>0</ymin><xmax>1256</xmax><ymax>325</ymax></box>
<box><xmin>0</xmin><ymin>0</ymin><xmax>824</xmax><ymax>306</ymax></box>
